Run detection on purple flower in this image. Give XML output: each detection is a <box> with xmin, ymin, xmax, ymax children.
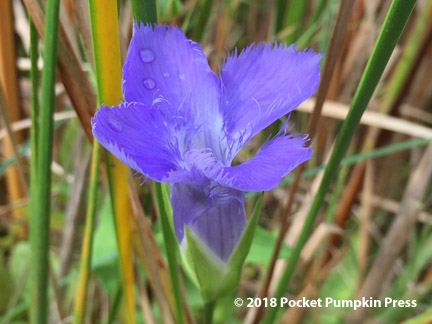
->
<box><xmin>92</xmin><ymin>24</ymin><xmax>321</xmax><ymax>264</ymax></box>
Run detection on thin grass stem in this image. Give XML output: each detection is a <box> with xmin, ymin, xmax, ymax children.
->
<box><xmin>31</xmin><ymin>0</ymin><xmax>60</xmax><ymax>322</ymax></box>
<box><xmin>72</xmin><ymin>142</ymin><xmax>101</xmax><ymax>324</ymax></box>
<box><xmin>262</xmin><ymin>0</ymin><xmax>418</xmax><ymax>323</ymax></box>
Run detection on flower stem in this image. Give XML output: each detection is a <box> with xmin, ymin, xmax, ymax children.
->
<box><xmin>154</xmin><ymin>183</ymin><xmax>184</xmax><ymax>324</ymax></box>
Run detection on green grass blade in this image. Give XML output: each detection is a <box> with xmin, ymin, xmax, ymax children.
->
<box><xmin>72</xmin><ymin>142</ymin><xmax>101</xmax><ymax>324</ymax></box>
<box><xmin>193</xmin><ymin>0</ymin><xmax>213</xmax><ymax>41</ymax></box>
<box><xmin>284</xmin><ymin>0</ymin><xmax>309</xmax><ymax>44</ymax></box>
<box><xmin>310</xmin><ymin>0</ymin><xmax>327</xmax><ymax>25</ymax></box>
<box><xmin>380</xmin><ymin>0</ymin><xmax>432</xmax><ymax>114</ymax></box>
<box><xmin>29</xmin><ymin>17</ymin><xmax>39</xmax><ymax>192</ymax></box>
<box><xmin>31</xmin><ymin>0</ymin><xmax>60</xmax><ymax>323</ymax></box>
<box><xmin>29</xmin><ymin>14</ymin><xmax>39</xmax><ymax>324</ymax></box>
<box><xmin>274</xmin><ymin>0</ymin><xmax>287</xmax><ymax>34</ymax></box>
<box><xmin>131</xmin><ymin>0</ymin><xmax>157</xmax><ymax>25</ymax></box>
<box><xmin>262</xmin><ymin>1</ymin><xmax>418</xmax><ymax>323</ymax></box>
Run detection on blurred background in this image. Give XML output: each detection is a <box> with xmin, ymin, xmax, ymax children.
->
<box><xmin>1</xmin><ymin>0</ymin><xmax>432</xmax><ymax>323</ymax></box>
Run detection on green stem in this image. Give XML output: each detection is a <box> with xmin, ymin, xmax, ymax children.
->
<box><xmin>131</xmin><ymin>0</ymin><xmax>157</xmax><ymax>25</ymax></box>
<box><xmin>193</xmin><ymin>0</ymin><xmax>214</xmax><ymax>41</ymax></box>
<box><xmin>204</xmin><ymin>301</ymin><xmax>215</xmax><ymax>324</ymax></box>
<box><xmin>310</xmin><ymin>0</ymin><xmax>327</xmax><ymax>25</ymax></box>
<box><xmin>29</xmin><ymin>18</ymin><xmax>39</xmax><ymax>180</ymax></box>
<box><xmin>262</xmin><ymin>0</ymin><xmax>418</xmax><ymax>323</ymax></box>
<box><xmin>274</xmin><ymin>0</ymin><xmax>287</xmax><ymax>34</ymax></box>
<box><xmin>29</xmin><ymin>15</ymin><xmax>39</xmax><ymax>323</ymax></box>
<box><xmin>31</xmin><ymin>0</ymin><xmax>60</xmax><ymax>323</ymax></box>
<box><xmin>72</xmin><ymin>142</ymin><xmax>101</xmax><ymax>324</ymax></box>
<box><xmin>284</xmin><ymin>0</ymin><xmax>309</xmax><ymax>43</ymax></box>
<box><xmin>155</xmin><ymin>183</ymin><xmax>184</xmax><ymax>324</ymax></box>
<box><xmin>379</xmin><ymin>0</ymin><xmax>432</xmax><ymax>114</ymax></box>
<box><xmin>107</xmin><ymin>285</ymin><xmax>123</xmax><ymax>324</ymax></box>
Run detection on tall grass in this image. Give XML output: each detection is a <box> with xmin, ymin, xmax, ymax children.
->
<box><xmin>1</xmin><ymin>0</ymin><xmax>431</xmax><ymax>323</ymax></box>
<box><xmin>30</xmin><ymin>0</ymin><xmax>60</xmax><ymax>322</ymax></box>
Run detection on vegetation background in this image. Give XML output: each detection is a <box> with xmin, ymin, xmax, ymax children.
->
<box><xmin>0</xmin><ymin>0</ymin><xmax>431</xmax><ymax>323</ymax></box>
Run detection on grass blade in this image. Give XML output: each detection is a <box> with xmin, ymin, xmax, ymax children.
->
<box><xmin>72</xmin><ymin>143</ymin><xmax>101</xmax><ymax>324</ymax></box>
<box><xmin>23</xmin><ymin>0</ymin><xmax>96</xmax><ymax>139</ymax></box>
<box><xmin>131</xmin><ymin>0</ymin><xmax>157</xmax><ymax>25</ymax></box>
<box><xmin>88</xmin><ymin>0</ymin><xmax>135</xmax><ymax>323</ymax></box>
<box><xmin>284</xmin><ymin>0</ymin><xmax>309</xmax><ymax>44</ymax></box>
<box><xmin>31</xmin><ymin>0</ymin><xmax>61</xmax><ymax>322</ymax></box>
<box><xmin>262</xmin><ymin>1</ymin><xmax>418</xmax><ymax>323</ymax></box>
<box><xmin>193</xmin><ymin>0</ymin><xmax>213</xmax><ymax>41</ymax></box>
<box><xmin>29</xmin><ymin>16</ymin><xmax>40</xmax><ymax>322</ymax></box>
<box><xmin>248</xmin><ymin>2</ymin><xmax>355</xmax><ymax>322</ymax></box>
<box><xmin>29</xmin><ymin>16</ymin><xmax>39</xmax><ymax>211</ymax></box>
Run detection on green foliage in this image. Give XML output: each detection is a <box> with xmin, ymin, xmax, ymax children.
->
<box><xmin>3</xmin><ymin>0</ymin><xmax>431</xmax><ymax>323</ymax></box>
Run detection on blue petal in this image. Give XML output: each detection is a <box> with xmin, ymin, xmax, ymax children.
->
<box><xmin>123</xmin><ymin>23</ymin><xmax>223</xmax><ymax>149</ymax></box>
<box><xmin>186</xmin><ymin>133</ymin><xmax>312</xmax><ymax>191</ymax></box>
<box><xmin>171</xmin><ymin>183</ymin><xmax>246</xmax><ymax>263</ymax></box>
<box><xmin>220</xmin><ymin>44</ymin><xmax>321</xmax><ymax>160</ymax></box>
<box><xmin>92</xmin><ymin>102</ymin><xmax>190</xmax><ymax>182</ymax></box>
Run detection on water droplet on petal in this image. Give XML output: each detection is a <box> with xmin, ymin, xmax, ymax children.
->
<box><xmin>107</xmin><ymin>117</ymin><xmax>123</xmax><ymax>132</ymax></box>
<box><xmin>163</xmin><ymin>72</ymin><xmax>170</xmax><ymax>78</ymax></box>
<box><xmin>139</xmin><ymin>48</ymin><xmax>155</xmax><ymax>63</ymax></box>
<box><xmin>143</xmin><ymin>78</ymin><xmax>155</xmax><ymax>90</ymax></box>
<box><xmin>179</xmin><ymin>73</ymin><xmax>185</xmax><ymax>80</ymax></box>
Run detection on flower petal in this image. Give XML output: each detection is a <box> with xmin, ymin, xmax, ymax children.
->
<box><xmin>220</xmin><ymin>44</ymin><xmax>321</xmax><ymax>160</ymax></box>
<box><xmin>92</xmin><ymin>102</ymin><xmax>185</xmax><ymax>182</ymax></box>
<box><xmin>123</xmin><ymin>24</ymin><xmax>223</xmax><ymax>149</ymax></box>
<box><xmin>187</xmin><ymin>134</ymin><xmax>313</xmax><ymax>192</ymax></box>
<box><xmin>171</xmin><ymin>183</ymin><xmax>246</xmax><ymax>262</ymax></box>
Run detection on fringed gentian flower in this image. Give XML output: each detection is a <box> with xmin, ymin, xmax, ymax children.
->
<box><xmin>92</xmin><ymin>24</ymin><xmax>321</xmax><ymax>288</ymax></box>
